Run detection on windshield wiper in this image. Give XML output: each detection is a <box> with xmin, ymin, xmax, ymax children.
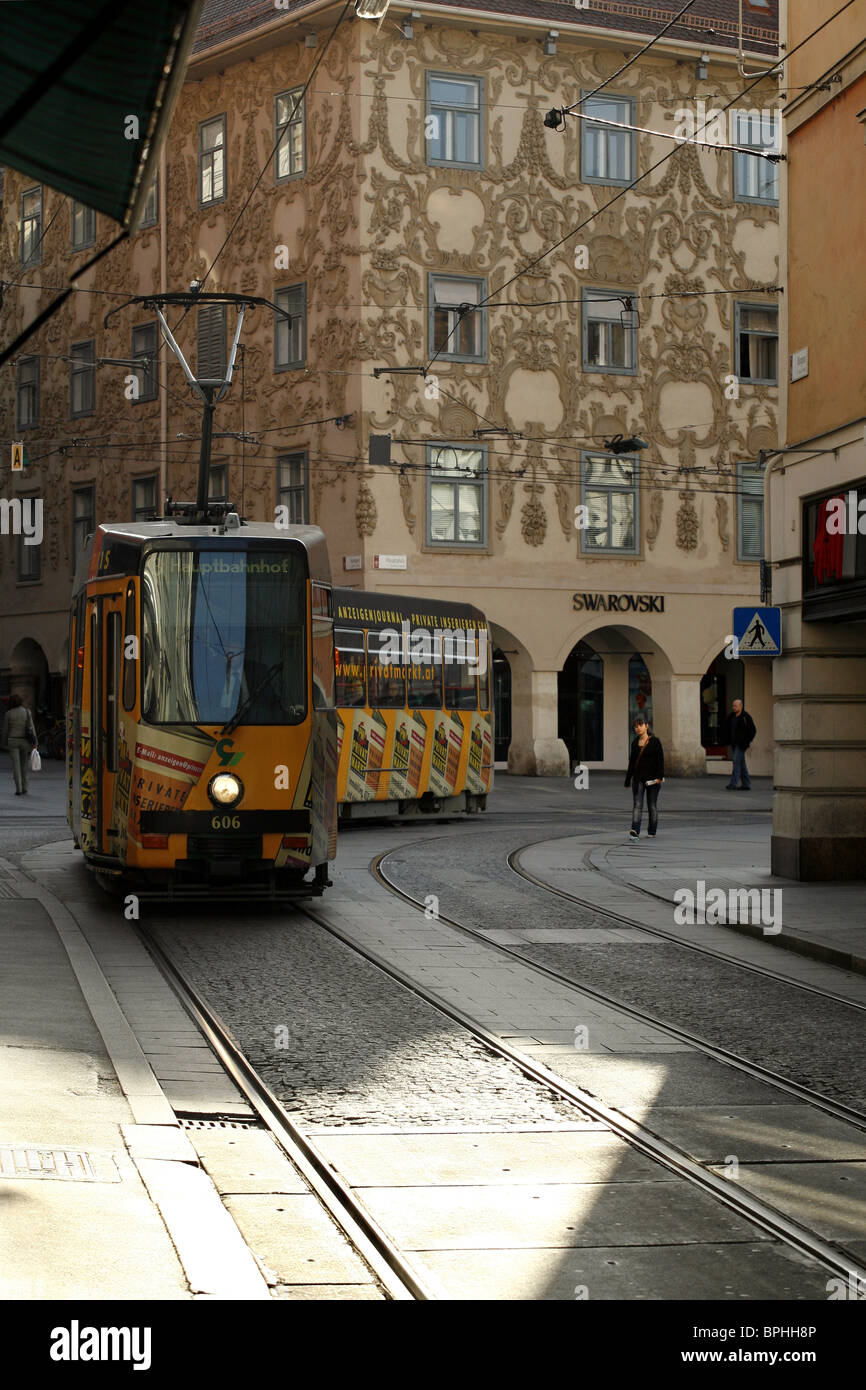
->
<box><xmin>220</xmin><ymin>660</ymin><xmax>283</xmax><ymax>736</ymax></box>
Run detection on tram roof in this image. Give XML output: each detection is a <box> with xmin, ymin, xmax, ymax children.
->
<box><xmin>334</xmin><ymin>587</ymin><xmax>488</xmax><ymax>628</ymax></box>
<box><xmin>73</xmin><ymin>520</ymin><xmax>332</xmax><ymax>593</ymax></box>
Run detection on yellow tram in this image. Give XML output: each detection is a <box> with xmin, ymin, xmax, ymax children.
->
<box><xmin>334</xmin><ymin>589</ymin><xmax>493</xmax><ymax>818</ymax></box>
<box><xmin>67</xmin><ymin>516</ymin><xmax>337</xmax><ymax>899</ymax></box>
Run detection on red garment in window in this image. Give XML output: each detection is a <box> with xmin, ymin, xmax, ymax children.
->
<box><xmin>812</xmin><ymin>497</ymin><xmax>845</xmax><ymax>584</ymax></box>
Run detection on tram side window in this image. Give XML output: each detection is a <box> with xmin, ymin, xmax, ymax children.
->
<box><xmin>408</xmin><ymin>658</ymin><xmax>442</xmax><ymax>709</ymax></box>
<box><xmin>444</xmin><ymin>630</ymin><xmax>478</xmax><ymax>709</ymax></box>
<box><xmin>122</xmin><ymin>582</ymin><xmax>137</xmax><ymax>711</ymax></box>
<box><xmin>335</xmin><ymin>625</ymin><xmax>366</xmax><ymax>707</ymax></box>
<box><xmin>367</xmin><ymin>629</ymin><xmax>406</xmax><ymax>708</ymax></box>
<box><xmin>311</xmin><ymin>583</ymin><xmax>335</xmax><ymax>710</ymax></box>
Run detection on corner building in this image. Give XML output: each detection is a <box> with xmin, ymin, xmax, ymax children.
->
<box><xmin>772</xmin><ymin>0</ymin><xmax>866</xmax><ymax>879</ymax></box>
<box><xmin>1</xmin><ymin>0</ymin><xmax>781</xmax><ymax>779</ymax></box>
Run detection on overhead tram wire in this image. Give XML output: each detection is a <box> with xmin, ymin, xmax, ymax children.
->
<box><xmin>422</xmin><ymin>0</ymin><xmax>856</xmax><ymax>378</ymax></box>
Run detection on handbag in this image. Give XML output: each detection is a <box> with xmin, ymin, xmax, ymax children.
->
<box><xmin>29</xmin><ymin>748</ymin><xmax>42</xmax><ymax>772</ymax></box>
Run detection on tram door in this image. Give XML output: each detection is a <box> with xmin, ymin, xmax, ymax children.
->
<box><xmin>87</xmin><ymin>588</ymin><xmax>124</xmax><ymax>857</ymax></box>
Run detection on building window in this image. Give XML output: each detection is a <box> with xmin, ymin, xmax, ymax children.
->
<box><xmin>72</xmin><ymin>486</ymin><xmax>95</xmax><ymax>571</ymax></box>
<box><xmin>18</xmin><ymin>497</ymin><xmax>41</xmax><ymax>581</ymax></box>
<box><xmin>275</xmin><ymin>89</ymin><xmax>304</xmax><ymax>181</ymax></box>
<box><xmin>70</xmin><ymin>201</ymin><xmax>95</xmax><ymax>249</ymax></box>
<box><xmin>199</xmin><ymin>116</ymin><xmax>226</xmax><ymax>205</ymax></box>
<box><xmin>140</xmin><ymin>171</ymin><xmax>158</xmax><ymax>228</ymax></box>
<box><xmin>208</xmin><ymin>464</ymin><xmax>227</xmax><ymax>502</ymax></box>
<box><xmin>427</xmin><ymin>444</ymin><xmax>486</xmax><ymax>547</ymax></box>
<box><xmin>735</xmin><ymin>303</ymin><xmax>778</xmax><ymax>384</ymax></box>
<box><xmin>197</xmin><ymin>302</ymin><xmax>226</xmax><ymax>381</ymax></box>
<box><xmin>426</xmin><ymin>73</ymin><xmax>483</xmax><ymax>169</ymax></box>
<box><xmin>21</xmin><ymin>187</ymin><xmax>42</xmax><ymax>267</ymax></box>
<box><xmin>275</xmin><ymin>285</ymin><xmax>306</xmax><ymax>369</ymax></box>
<box><xmin>278</xmin><ymin>452</ymin><xmax>308</xmax><ymax>523</ymax></box>
<box><xmin>132</xmin><ymin>475</ymin><xmax>158</xmax><ymax>520</ymax></box>
<box><xmin>581</xmin><ymin>94</ymin><xmax>635</xmax><ymax>185</ymax></box>
<box><xmin>131</xmin><ymin>323</ymin><xmax>158</xmax><ymax>402</ymax></box>
<box><xmin>429</xmin><ymin>275</ymin><xmax>486</xmax><ymax>363</ymax></box>
<box><xmin>17</xmin><ymin>357</ymin><xmax>39</xmax><ymax>429</ymax></box>
<box><xmin>737</xmin><ymin>461</ymin><xmax>765</xmax><ymax>561</ymax></box>
<box><xmin>580</xmin><ymin>451</ymin><xmax>639</xmax><ymax>554</ymax></box>
<box><xmin>70</xmin><ymin>341</ymin><xmax>95</xmax><ymax>417</ymax></box>
<box><xmin>733</xmin><ymin>109</ymin><xmax>779</xmax><ymax>204</ymax></box>
<box><xmin>583</xmin><ymin>289</ymin><xmax>637</xmax><ymax>374</ymax></box>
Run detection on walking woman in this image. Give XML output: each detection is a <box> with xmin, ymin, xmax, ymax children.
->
<box><xmin>2</xmin><ymin>695</ymin><xmax>37</xmax><ymax>795</ymax></box>
<box><xmin>624</xmin><ymin>715</ymin><xmax>664</xmax><ymax>839</ymax></box>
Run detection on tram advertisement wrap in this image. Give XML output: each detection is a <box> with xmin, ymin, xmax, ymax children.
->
<box><xmin>129</xmin><ymin>724</ymin><xmax>216</xmax><ymax>843</ymax></box>
<box><xmin>387</xmin><ymin>710</ymin><xmax>427</xmax><ymax>799</ymax></box>
<box><xmin>428</xmin><ymin>711</ymin><xmax>464</xmax><ymax>797</ymax></box>
<box><xmin>466</xmin><ymin>714</ymin><xmax>493</xmax><ymax>794</ymax></box>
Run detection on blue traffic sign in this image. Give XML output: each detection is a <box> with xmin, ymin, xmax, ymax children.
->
<box><xmin>733</xmin><ymin>606</ymin><xmax>782</xmax><ymax>656</ymax></box>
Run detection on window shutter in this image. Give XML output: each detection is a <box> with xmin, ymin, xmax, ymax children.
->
<box><xmin>197</xmin><ymin>303</ymin><xmax>226</xmax><ymax>380</ymax></box>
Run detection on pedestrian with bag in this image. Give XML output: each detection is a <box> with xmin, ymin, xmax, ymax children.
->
<box><xmin>624</xmin><ymin>715</ymin><xmax>665</xmax><ymax>839</ymax></box>
<box><xmin>725</xmin><ymin>698</ymin><xmax>756</xmax><ymax>790</ymax></box>
<box><xmin>2</xmin><ymin>694</ymin><xmax>38</xmax><ymax>795</ymax></box>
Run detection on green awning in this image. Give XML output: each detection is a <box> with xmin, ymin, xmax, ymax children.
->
<box><xmin>0</xmin><ymin>0</ymin><xmax>202</xmax><ymax>229</ymax></box>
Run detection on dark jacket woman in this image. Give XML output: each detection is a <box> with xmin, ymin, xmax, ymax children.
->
<box><xmin>624</xmin><ymin>734</ymin><xmax>664</xmax><ymax>787</ymax></box>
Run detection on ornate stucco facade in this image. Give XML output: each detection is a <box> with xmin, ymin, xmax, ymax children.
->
<box><xmin>1</xmin><ymin>0</ymin><xmax>781</xmax><ymax>778</ymax></box>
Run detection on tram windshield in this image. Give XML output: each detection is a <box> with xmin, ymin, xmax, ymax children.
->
<box><xmin>141</xmin><ymin>548</ymin><xmax>307</xmax><ymax>725</ymax></box>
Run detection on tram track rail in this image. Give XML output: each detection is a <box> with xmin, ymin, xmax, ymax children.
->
<box><xmin>372</xmin><ymin>845</ymin><xmax>866</xmax><ymax>1131</ymax></box>
<box><xmin>333</xmin><ymin>851</ymin><xmax>866</xmax><ymax>1287</ymax></box>
<box><xmin>508</xmin><ymin>839</ymin><xmax>866</xmax><ymax>1013</ymax></box>
<box><xmin>136</xmin><ymin>924</ymin><xmax>430</xmax><ymax>1302</ymax></box>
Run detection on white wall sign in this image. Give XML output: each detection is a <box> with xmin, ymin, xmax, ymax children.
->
<box><xmin>374</xmin><ymin>554</ymin><xmax>407</xmax><ymax>570</ymax></box>
<box><xmin>343</xmin><ymin>555</ymin><xmax>362</xmax><ymax>570</ymax></box>
<box><xmin>790</xmin><ymin>348</ymin><xmax>809</xmax><ymax>382</ymax></box>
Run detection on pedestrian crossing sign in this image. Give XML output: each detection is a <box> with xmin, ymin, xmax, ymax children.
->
<box><xmin>11</xmin><ymin>441</ymin><xmax>27</xmax><ymax>472</ymax></box>
<box><xmin>733</xmin><ymin>606</ymin><xmax>782</xmax><ymax>655</ymax></box>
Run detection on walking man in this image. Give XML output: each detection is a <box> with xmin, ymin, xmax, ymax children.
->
<box><xmin>2</xmin><ymin>694</ymin><xmax>37</xmax><ymax>795</ymax></box>
<box><xmin>726</xmin><ymin>698</ymin><xmax>756</xmax><ymax>790</ymax></box>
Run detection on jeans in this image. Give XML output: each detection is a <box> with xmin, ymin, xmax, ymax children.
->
<box><xmin>631</xmin><ymin>780</ymin><xmax>660</xmax><ymax>835</ymax></box>
<box><xmin>729</xmin><ymin>745</ymin><xmax>751</xmax><ymax>789</ymax></box>
<box><xmin>8</xmin><ymin>738</ymin><xmax>29</xmax><ymax>793</ymax></box>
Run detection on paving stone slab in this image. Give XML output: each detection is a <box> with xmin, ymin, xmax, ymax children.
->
<box><xmin>357</xmin><ymin>1179</ymin><xmax>774</xmax><ymax>1250</ymax></box>
<box><xmin>190</xmin><ymin>1129</ymin><xmax>309</xmax><ymax>1195</ymax></box>
<box><xmin>223</xmin><ymin>1192</ymin><xmax>377</xmax><ymax>1284</ymax></box>
<box><xmin>314</xmin><ymin>1129</ymin><xmax>677</xmax><ymax>1187</ymax></box>
<box><xmin>647</xmin><ymin>1106</ymin><xmax>866</xmax><ymax>1164</ymax></box>
<box><xmin>419</xmin><ymin>1241</ymin><xmax>832</xmax><ymax>1301</ymax></box>
<box><xmin>541</xmin><ymin>1052</ymin><xmax>790</xmax><ymax>1111</ymax></box>
<box><xmin>711</xmin><ymin>1162</ymin><xmax>866</xmax><ymax>1242</ymax></box>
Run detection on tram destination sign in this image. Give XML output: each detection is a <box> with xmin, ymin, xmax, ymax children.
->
<box><xmin>572</xmin><ymin>592</ymin><xmax>665</xmax><ymax>613</ymax></box>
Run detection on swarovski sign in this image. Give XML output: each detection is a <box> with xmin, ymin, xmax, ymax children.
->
<box><xmin>572</xmin><ymin>593</ymin><xmax>665</xmax><ymax>613</ymax></box>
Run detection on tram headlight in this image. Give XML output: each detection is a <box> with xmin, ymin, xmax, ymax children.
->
<box><xmin>208</xmin><ymin>773</ymin><xmax>243</xmax><ymax>807</ymax></box>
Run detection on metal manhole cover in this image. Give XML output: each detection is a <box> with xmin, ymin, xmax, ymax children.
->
<box><xmin>0</xmin><ymin>1145</ymin><xmax>120</xmax><ymax>1182</ymax></box>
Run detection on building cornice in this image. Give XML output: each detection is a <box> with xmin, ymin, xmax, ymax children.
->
<box><xmin>784</xmin><ymin>36</ymin><xmax>866</xmax><ymax>134</ymax></box>
<box><xmin>189</xmin><ymin>0</ymin><xmax>777</xmax><ymax>78</ymax></box>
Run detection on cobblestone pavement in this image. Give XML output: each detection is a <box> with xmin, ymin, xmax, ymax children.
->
<box><xmin>151</xmin><ymin>911</ymin><xmax>578</xmax><ymax>1128</ymax></box>
<box><xmin>377</xmin><ymin>821</ymin><xmax>866</xmax><ymax>1113</ymax></box>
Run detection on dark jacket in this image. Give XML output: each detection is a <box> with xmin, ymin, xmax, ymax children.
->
<box><xmin>726</xmin><ymin>709</ymin><xmax>756</xmax><ymax>749</ymax></box>
<box><xmin>624</xmin><ymin>734</ymin><xmax>664</xmax><ymax>787</ymax></box>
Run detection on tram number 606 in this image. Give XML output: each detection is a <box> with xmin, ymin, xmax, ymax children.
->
<box><xmin>211</xmin><ymin>814</ymin><xmax>241</xmax><ymax>830</ymax></box>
